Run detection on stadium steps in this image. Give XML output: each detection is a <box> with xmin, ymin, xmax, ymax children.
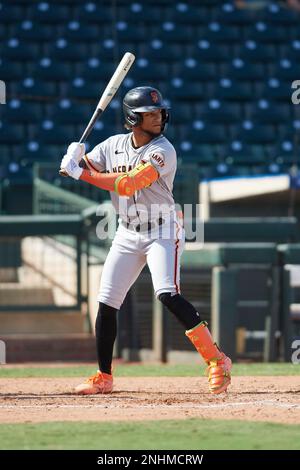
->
<box><xmin>1</xmin><ymin>333</ymin><xmax>97</xmax><ymax>362</ymax></box>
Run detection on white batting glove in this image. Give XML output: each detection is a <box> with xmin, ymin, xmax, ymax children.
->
<box><xmin>60</xmin><ymin>153</ymin><xmax>83</xmax><ymax>180</ymax></box>
<box><xmin>66</xmin><ymin>142</ymin><xmax>86</xmax><ymax>163</ymax></box>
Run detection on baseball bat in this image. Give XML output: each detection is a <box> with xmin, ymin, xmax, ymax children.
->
<box><xmin>59</xmin><ymin>51</ymin><xmax>135</xmax><ymax>177</ymax></box>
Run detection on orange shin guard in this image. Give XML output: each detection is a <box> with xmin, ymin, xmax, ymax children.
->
<box><xmin>185</xmin><ymin>321</ymin><xmax>232</xmax><ymax>394</ymax></box>
<box><xmin>185</xmin><ymin>321</ymin><xmax>221</xmax><ymax>363</ymax></box>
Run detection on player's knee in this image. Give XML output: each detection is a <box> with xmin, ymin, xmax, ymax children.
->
<box><xmin>158</xmin><ymin>292</ymin><xmax>175</xmax><ymax>308</ymax></box>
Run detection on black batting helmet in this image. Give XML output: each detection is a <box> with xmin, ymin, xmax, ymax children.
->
<box><xmin>123</xmin><ymin>86</ymin><xmax>170</xmax><ymax>131</ymax></box>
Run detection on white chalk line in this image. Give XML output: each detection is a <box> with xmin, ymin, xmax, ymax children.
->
<box><xmin>0</xmin><ymin>400</ymin><xmax>299</xmax><ymax>410</ymax></box>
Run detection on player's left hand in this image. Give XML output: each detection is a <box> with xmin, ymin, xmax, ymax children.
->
<box><xmin>60</xmin><ymin>153</ymin><xmax>83</xmax><ymax>180</ymax></box>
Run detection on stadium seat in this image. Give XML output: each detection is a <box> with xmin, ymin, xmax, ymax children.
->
<box><xmin>236</xmin><ymin>40</ymin><xmax>276</xmax><ymax>63</ymax></box>
<box><xmin>202</xmin><ymin>22</ymin><xmax>240</xmax><ymax>43</ymax></box>
<box><xmin>48</xmin><ymin>100</ymin><xmax>92</xmax><ymax>125</ymax></box>
<box><xmin>35</xmin><ymin>121</ymin><xmax>75</xmax><ymax>145</ymax></box>
<box><xmin>269</xmin><ymin>140</ymin><xmax>298</xmax><ymax>166</ymax></box>
<box><xmin>61</xmin><ymin>21</ymin><xmax>99</xmax><ymax>42</ymax></box>
<box><xmin>32</xmin><ymin>58</ymin><xmax>73</xmax><ymax>81</ymax></box>
<box><xmin>4</xmin><ymin>99</ymin><xmax>43</xmax><ymax>124</ymax></box>
<box><xmin>13</xmin><ymin>77</ymin><xmax>58</xmax><ymax>99</ymax></box>
<box><xmin>169</xmin><ymin>80</ymin><xmax>205</xmax><ymax>101</ymax></box>
<box><xmin>13</xmin><ymin>20</ymin><xmax>53</xmax><ymax>41</ymax></box>
<box><xmin>0</xmin><ymin>59</ymin><xmax>23</xmax><ymax>80</ymax></box>
<box><xmin>65</xmin><ymin>77</ymin><xmax>105</xmax><ymax>100</ymax></box>
<box><xmin>215</xmin><ymin>78</ymin><xmax>253</xmax><ymax>102</ymax></box>
<box><xmin>273</xmin><ymin>59</ymin><xmax>300</xmax><ymax>81</ymax></box>
<box><xmin>1</xmin><ymin>38</ymin><xmax>40</xmax><ymax>61</ymax></box>
<box><xmin>260</xmin><ymin>3</ymin><xmax>300</xmax><ymax>25</ymax></box>
<box><xmin>232</xmin><ymin>121</ymin><xmax>276</xmax><ymax>144</ymax></box>
<box><xmin>0</xmin><ymin>123</ymin><xmax>24</xmax><ymax>144</ymax></box>
<box><xmin>222</xmin><ymin>58</ymin><xmax>265</xmax><ymax>81</ymax></box>
<box><xmin>76</xmin><ymin>58</ymin><xmax>121</xmax><ymax>81</ymax></box>
<box><xmin>132</xmin><ymin>58</ymin><xmax>169</xmax><ymax>81</ymax></box>
<box><xmin>183</xmin><ymin>121</ymin><xmax>228</xmax><ymax>144</ymax></box>
<box><xmin>47</xmin><ymin>39</ymin><xmax>88</xmax><ymax>62</ymax></box>
<box><xmin>216</xmin><ymin>2</ymin><xmax>255</xmax><ymax>25</ymax></box>
<box><xmin>251</xmin><ymin>99</ymin><xmax>291</xmax><ymax>125</ymax></box>
<box><xmin>174</xmin><ymin>58</ymin><xmax>216</xmax><ymax>81</ymax></box>
<box><xmin>31</xmin><ymin>2</ymin><xmax>70</xmax><ymax>24</ymax></box>
<box><xmin>262</xmin><ymin>78</ymin><xmax>292</xmax><ymax>102</ymax></box>
<box><xmin>76</xmin><ymin>3</ymin><xmax>113</xmax><ymax>23</ymax></box>
<box><xmin>0</xmin><ymin>4</ymin><xmax>25</xmax><ymax>22</ymax></box>
<box><xmin>201</xmin><ymin>100</ymin><xmax>240</xmax><ymax>124</ymax></box>
<box><xmin>168</xmin><ymin>4</ymin><xmax>206</xmax><ymax>25</ymax></box>
<box><xmin>193</xmin><ymin>40</ymin><xmax>228</xmax><ymax>62</ymax></box>
<box><xmin>142</xmin><ymin>40</ymin><xmax>181</xmax><ymax>62</ymax></box>
<box><xmin>222</xmin><ymin>141</ymin><xmax>267</xmax><ymax>166</ymax></box>
<box><xmin>248</xmin><ymin>22</ymin><xmax>287</xmax><ymax>43</ymax></box>
<box><xmin>158</xmin><ymin>22</ymin><xmax>192</xmax><ymax>42</ymax></box>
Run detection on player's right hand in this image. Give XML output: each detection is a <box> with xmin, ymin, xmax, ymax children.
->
<box><xmin>66</xmin><ymin>142</ymin><xmax>86</xmax><ymax>163</ymax></box>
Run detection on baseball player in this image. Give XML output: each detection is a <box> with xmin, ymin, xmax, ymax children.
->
<box><xmin>60</xmin><ymin>86</ymin><xmax>232</xmax><ymax>395</ymax></box>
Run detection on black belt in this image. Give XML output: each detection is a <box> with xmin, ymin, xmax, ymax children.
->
<box><xmin>124</xmin><ymin>217</ymin><xmax>165</xmax><ymax>232</ymax></box>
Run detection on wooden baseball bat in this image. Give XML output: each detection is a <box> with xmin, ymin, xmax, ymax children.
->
<box><xmin>59</xmin><ymin>51</ymin><xmax>135</xmax><ymax>177</ymax></box>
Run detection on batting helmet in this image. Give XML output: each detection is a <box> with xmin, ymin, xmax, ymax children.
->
<box><xmin>123</xmin><ymin>86</ymin><xmax>170</xmax><ymax>131</ymax></box>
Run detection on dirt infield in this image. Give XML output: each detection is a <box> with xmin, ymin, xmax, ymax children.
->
<box><xmin>0</xmin><ymin>376</ymin><xmax>299</xmax><ymax>424</ymax></box>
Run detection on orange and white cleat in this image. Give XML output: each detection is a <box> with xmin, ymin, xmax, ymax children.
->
<box><xmin>206</xmin><ymin>352</ymin><xmax>232</xmax><ymax>395</ymax></box>
<box><xmin>74</xmin><ymin>370</ymin><xmax>113</xmax><ymax>395</ymax></box>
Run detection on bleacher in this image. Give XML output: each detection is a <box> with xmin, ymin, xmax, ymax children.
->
<box><xmin>0</xmin><ymin>0</ymin><xmax>300</xmax><ymax>212</ymax></box>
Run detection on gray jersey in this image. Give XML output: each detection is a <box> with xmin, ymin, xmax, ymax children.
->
<box><xmin>86</xmin><ymin>132</ymin><xmax>177</xmax><ymax>223</ymax></box>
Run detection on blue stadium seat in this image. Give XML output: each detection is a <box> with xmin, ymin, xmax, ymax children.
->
<box><xmin>47</xmin><ymin>39</ymin><xmax>88</xmax><ymax>62</ymax></box>
<box><xmin>0</xmin><ymin>4</ymin><xmax>25</xmax><ymax>22</ymax></box>
<box><xmin>215</xmin><ymin>78</ymin><xmax>253</xmax><ymax>102</ymax></box>
<box><xmin>65</xmin><ymin>77</ymin><xmax>105</xmax><ymax>100</ymax></box>
<box><xmin>193</xmin><ymin>40</ymin><xmax>228</xmax><ymax>62</ymax></box>
<box><xmin>13</xmin><ymin>77</ymin><xmax>58</xmax><ymax>99</ymax></box>
<box><xmin>0</xmin><ymin>123</ymin><xmax>24</xmax><ymax>144</ymax></box>
<box><xmin>232</xmin><ymin>121</ymin><xmax>276</xmax><ymax>144</ymax></box>
<box><xmin>168</xmin><ymin>3</ymin><xmax>207</xmax><ymax>25</ymax></box>
<box><xmin>201</xmin><ymin>100</ymin><xmax>240</xmax><ymax>124</ymax></box>
<box><xmin>178</xmin><ymin>142</ymin><xmax>217</xmax><ymax>166</ymax></box>
<box><xmin>142</xmin><ymin>40</ymin><xmax>181</xmax><ymax>62</ymax></box>
<box><xmin>30</xmin><ymin>57</ymin><xmax>73</xmax><ymax>81</ymax></box>
<box><xmin>16</xmin><ymin>142</ymin><xmax>66</xmax><ymax>164</ymax></box>
<box><xmin>0</xmin><ymin>59</ymin><xmax>23</xmax><ymax>80</ymax></box>
<box><xmin>122</xmin><ymin>3</ymin><xmax>165</xmax><ymax>24</ymax></box>
<box><xmin>202</xmin><ymin>22</ymin><xmax>240</xmax><ymax>43</ymax></box>
<box><xmin>222</xmin><ymin>141</ymin><xmax>267</xmax><ymax>166</ymax></box>
<box><xmin>4</xmin><ymin>99</ymin><xmax>43</xmax><ymax>124</ymax></box>
<box><xmin>269</xmin><ymin>140</ymin><xmax>298</xmax><ymax>166</ymax></box>
<box><xmin>223</xmin><ymin>58</ymin><xmax>265</xmax><ymax>81</ymax></box>
<box><xmin>169</xmin><ymin>79</ymin><xmax>205</xmax><ymax>101</ymax></box>
<box><xmin>158</xmin><ymin>22</ymin><xmax>192</xmax><ymax>42</ymax></box>
<box><xmin>262</xmin><ymin>78</ymin><xmax>292</xmax><ymax>102</ymax></box>
<box><xmin>183</xmin><ymin>121</ymin><xmax>227</xmax><ymax>144</ymax></box>
<box><xmin>216</xmin><ymin>2</ymin><xmax>255</xmax><ymax>25</ymax></box>
<box><xmin>251</xmin><ymin>99</ymin><xmax>290</xmax><ymax>125</ymax></box>
<box><xmin>248</xmin><ymin>22</ymin><xmax>286</xmax><ymax>43</ymax></box>
<box><xmin>174</xmin><ymin>58</ymin><xmax>216</xmax><ymax>81</ymax></box>
<box><xmin>14</xmin><ymin>20</ymin><xmax>53</xmax><ymax>41</ymax></box>
<box><xmin>132</xmin><ymin>58</ymin><xmax>169</xmax><ymax>81</ymax></box>
<box><xmin>35</xmin><ymin>121</ymin><xmax>75</xmax><ymax>145</ymax></box>
<box><xmin>77</xmin><ymin>3</ymin><xmax>113</xmax><ymax>23</ymax></box>
<box><xmin>31</xmin><ymin>2</ymin><xmax>70</xmax><ymax>24</ymax></box>
<box><xmin>76</xmin><ymin>58</ymin><xmax>120</xmax><ymax>81</ymax></box>
<box><xmin>62</xmin><ymin>21</ymin><xmax>99</xmax><ymax>42</ymax></box>
<box><xmin>1</xmin><ymin>38</ymin><xmax>40</xmax><ymax>61</ymax></box>
<box><xmin>236</xmin><ymin>40</ymin><xmax>276</xmax><ymax>63</ymax></box>
<box><xmin>273</xmin><ymin>58</ymin><xmax>300</xmax><ymax>80</ymax></box>
<box><xmin>48</xmin><ymin>100</ymin><xmax>92</xmax><ymax>125</ymax></box>
<box><xmin>260</xmin><ymin>3</ymin><xmax>300</xmax><ymax>25</ymax></box>
<box><xmin>114</xmin><ymin>23</ymin><xmax>148</xmax><ymax>42</ymax></box>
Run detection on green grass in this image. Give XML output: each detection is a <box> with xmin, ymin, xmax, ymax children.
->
<box><xmin>0</xmin><ymin>363</ymin><xmax>299</xmax><ymax>378</ymax></box>
<box><xmin>1</xmin><ymin>419</ymin><xmax>299</xmax><ymax>450</ymax></box>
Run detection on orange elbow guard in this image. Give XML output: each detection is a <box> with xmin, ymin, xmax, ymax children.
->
<box><xmin>114</xmin><ymin>162</ymin><xmax>159</xmax><ymax>196</ymax></box>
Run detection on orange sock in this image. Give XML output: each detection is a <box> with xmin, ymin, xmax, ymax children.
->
<box><xmin>185</xmin><ymin>321</ymin><xmax>222</xmax><ymax>363</ymax></box>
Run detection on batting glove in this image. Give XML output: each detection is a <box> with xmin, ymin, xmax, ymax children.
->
<box><xmin>60</xmin><ymin>153</ymin><xmax>83</xmax><ymax>180</ymax></box>
<box><xmin>66</xmin><ymin>142</ymin><xmax>86</xmax><ymax>163</ymax></box>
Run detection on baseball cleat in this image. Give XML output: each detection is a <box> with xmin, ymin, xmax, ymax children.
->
<box><xmin>206</xmin><ymin>352</ymin><xmax>232</xmax><ymax>395</ymax></box>
<box><xmin>74</xmin><ymin>370</ymin><xmax>113</xmax><ymax>395</ymax></box>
